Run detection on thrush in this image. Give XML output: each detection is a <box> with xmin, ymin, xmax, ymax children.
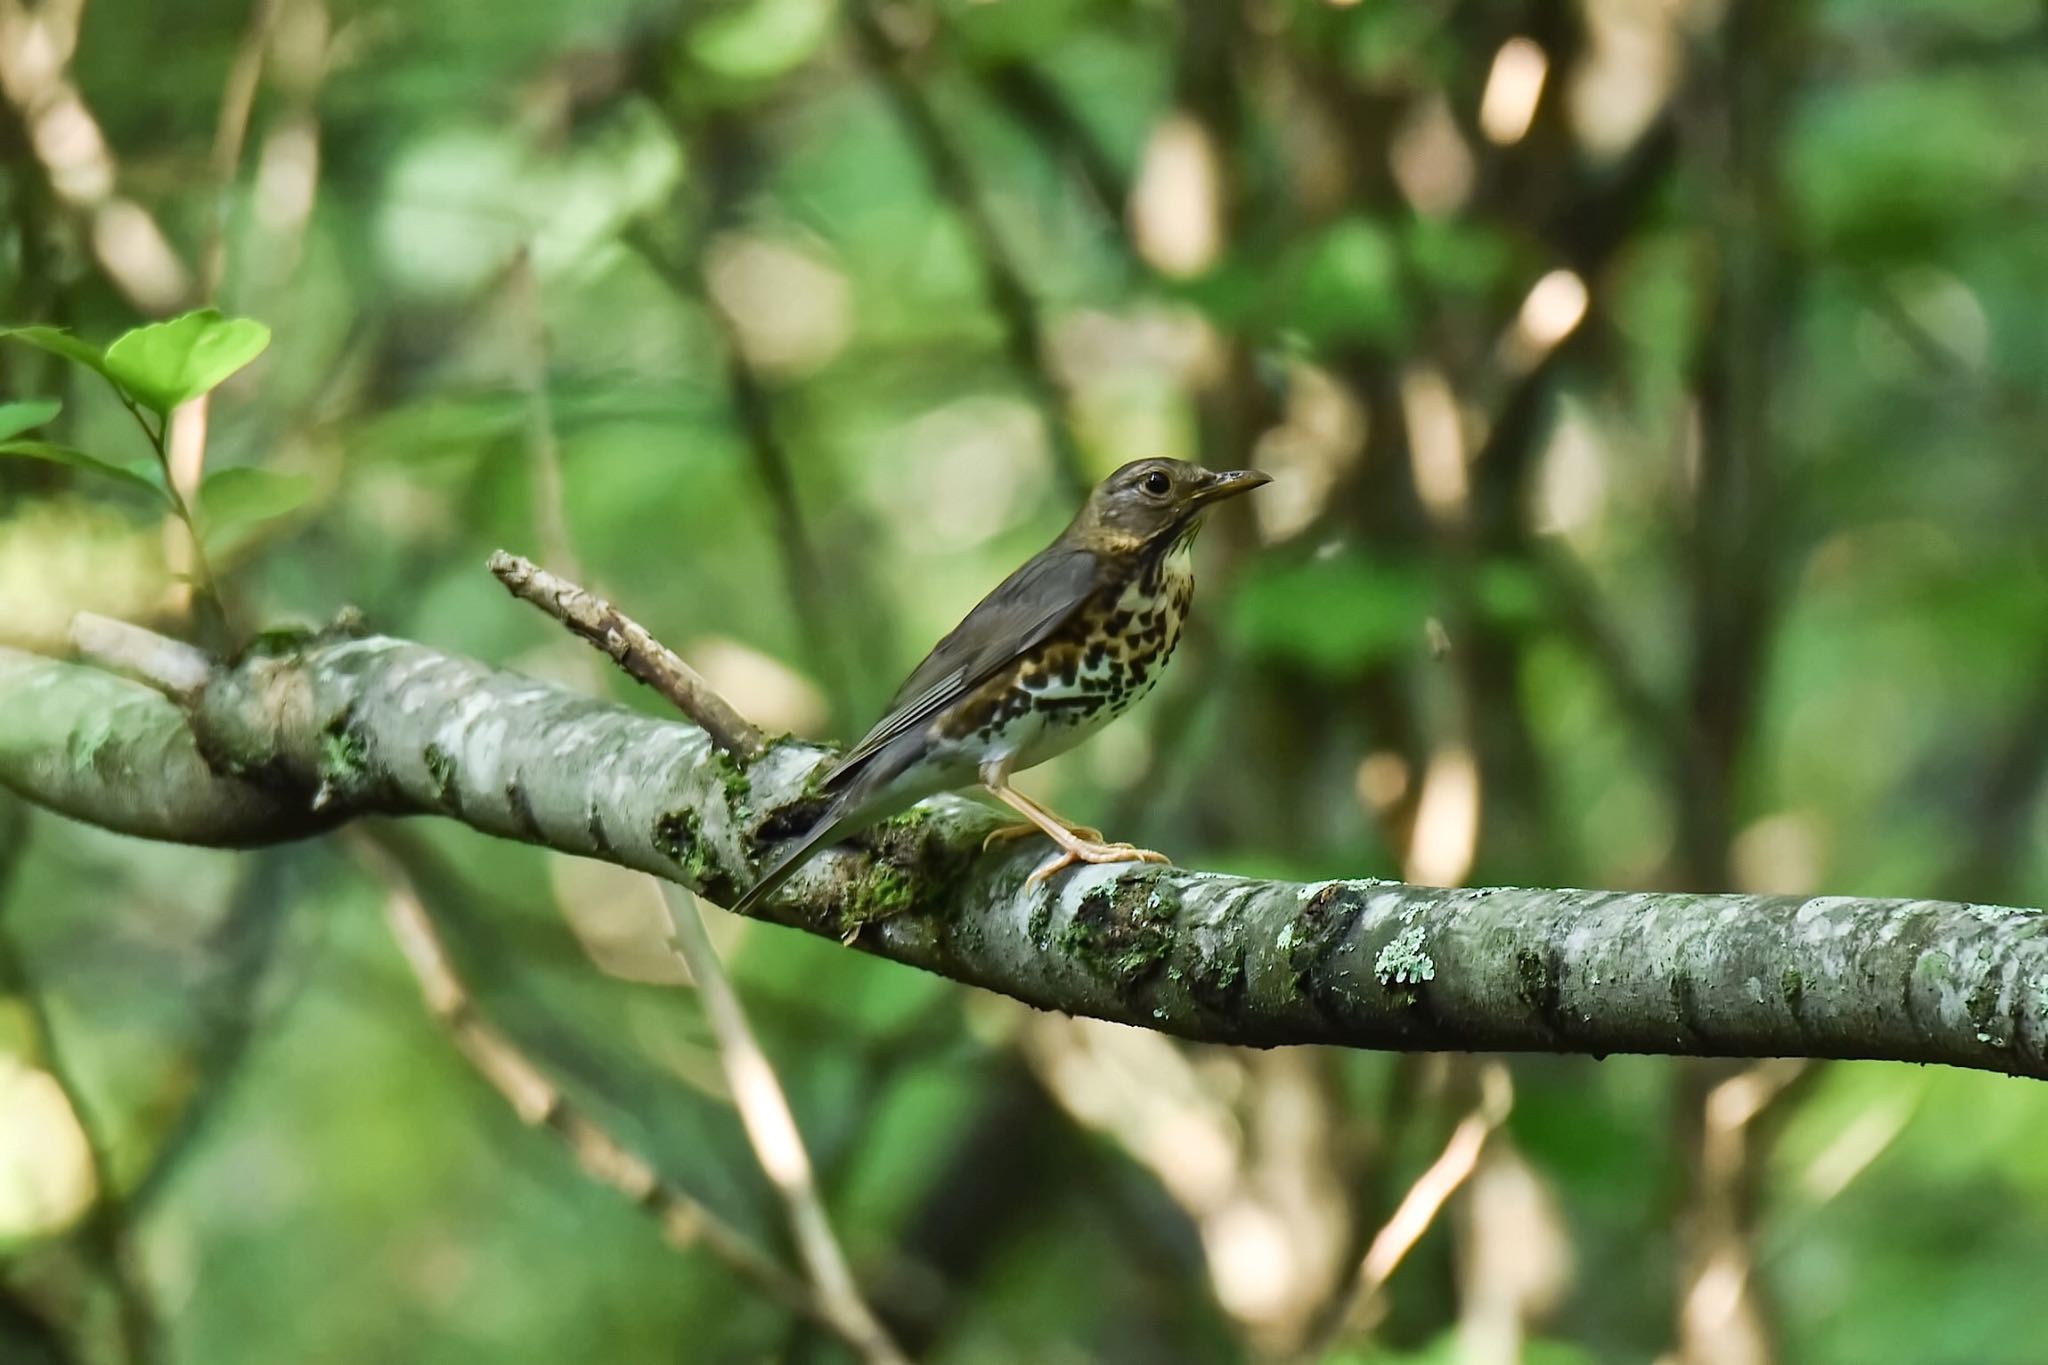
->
<box><xmin>730</xmin><ymin>458</ymin><xmax>1269</xmax><ymax>916</ymax></box>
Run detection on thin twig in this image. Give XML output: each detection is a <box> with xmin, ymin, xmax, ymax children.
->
<box><xmin>69</xmin><ymin>612</ymin><xmax>213</xmax><ymax>700</ymax></box>
<box><xmin>347</xmin><ymin>833</ymin><xmax>837</xmax><ymax>1330</ymax></box>
<box><xmin>199</xmin><ymin>0</ymin><xmax>279</xmax><ymax>299</ymax></box>
<box><xmin>1308</xmin><ymin>1063</ymin><xmax>1515</xmax><ymax>1356</ymax></box>
<box><xmin>845</xmin><ymin>0</ymin><xmax>1091</xmax><ymax>500</ymax></box>
<box><xmin>487</xmin><ymin>550</ymin><xmax>765</xmax><ymax>760</ymax></box>
<box><xmin>661</xmin><ymin>882</ymin><xmax>908</xmax><ymax>1365</ymax></box>
<box><xmin>119</xmin><ymin>392</ymin><xmax>231</xmax><ymax>645</ymax></box>
<box><xmin>163</xmin><ymin>0</ymin><xmax>281</xmax><ymax>590</ymax></box>
<box><xmin>500</xmin><ymin>397</ymin><xmax>894</xmax><ymax>1354</ymax></box>
<box><xmin>0</xmin><ymin>0</ymin><xmax>192</xmax><ymax>311</ymax></box>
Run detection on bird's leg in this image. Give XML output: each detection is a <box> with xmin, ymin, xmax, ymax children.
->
<box><xmin>978</xmin><ymin>759</ymin><xmax>1169</xmax><ymax>888</ymax></box>
<box><xmin>983</xmin><ymin>816</ymin><xmax>1105</xmax><ymax>848</ymax></box>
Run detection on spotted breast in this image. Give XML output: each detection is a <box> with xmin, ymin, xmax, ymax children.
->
<box><xmin>939</xmin><ymin>531</ymin><xmax>1196</xmax><ymax>769</ymax></box>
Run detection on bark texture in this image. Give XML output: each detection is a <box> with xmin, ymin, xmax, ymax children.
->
<box><xmin>1</xmin><ymin>634</ymin><xmax>2044</xmax><ymax>1078</ymax></box>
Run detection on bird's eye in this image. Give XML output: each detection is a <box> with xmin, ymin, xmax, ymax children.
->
<box><xmin>1141</xmin><ymin>470</ymin><xmax>1172</xmax><ymax>497</ymax></box>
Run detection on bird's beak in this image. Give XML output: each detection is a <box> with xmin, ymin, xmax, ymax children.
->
<box><xmin>1191</xmin><ymin>469</ymin><xmax>1273</xmax><ymax>506</ymax></box>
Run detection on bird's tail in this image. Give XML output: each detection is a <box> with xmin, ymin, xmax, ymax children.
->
<box><xmin>729</xmin><ymin>731</ymin><xmax>934</xmax><ymax>918</ymax></box>
<box><xmin>727</xmin><ymin>795</ymin><xmax>866</xmax><ymax>919</ymax></box>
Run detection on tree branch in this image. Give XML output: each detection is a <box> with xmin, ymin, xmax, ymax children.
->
<box><xmin>348</xmin><ymin>832</ymin><xmax>840</xmax><ymax>1333</ymax></box>
<box><xmin>488</xmin><ymin>551</ymin><xmax>765</xmax><ymax>760</ymax></box>
<box><xmin>663</xmin><ymin>884</ymin><xmax>906</xmax><ymax>1364</ymax></box>
<box><xmin>0</xmin><ymin>632</ymin><xmax>2045</xmax><ymax>1079</ymax></box>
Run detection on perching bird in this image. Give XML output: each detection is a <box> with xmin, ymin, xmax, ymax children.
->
<box><xmin>730</xmin><ymin>458</ymin><xmax>1269</xmax><ymax>916</ymax></box>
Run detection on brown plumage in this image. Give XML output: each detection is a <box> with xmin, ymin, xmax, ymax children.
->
<box><xmin>731</xmin><ymin>458</ymin><xmax>1268</xmax><ymax>916</ymax></box>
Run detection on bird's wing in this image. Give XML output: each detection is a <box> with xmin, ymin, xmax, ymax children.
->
<box><xmin>824</xmin><ymin>542</ymin><xmax>1103</xmax><ymax>790</ymax></box>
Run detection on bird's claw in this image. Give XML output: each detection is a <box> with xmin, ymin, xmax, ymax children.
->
<box><xmin>1023</xmin><ymin>840</ymin><xmax>1172</xmax><ymax>889</ymax></box>
<box><xmin>984</xmin><ymin>820</ymin><xmax>1106</xmax><ymax>851</ymax></box>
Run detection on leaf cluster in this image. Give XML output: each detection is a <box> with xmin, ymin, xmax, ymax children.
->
<box><xmin>1</xmin><ymin>310</ymin><xmax>309</xmax><ymax>558</ymax></box>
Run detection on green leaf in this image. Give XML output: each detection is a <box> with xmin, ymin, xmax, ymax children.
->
<box><xmin>0</xmin><ymin>326</ymin><xmax>113</xmax><ymax>380</ymax></box>
<box><xmin>103</xmin><ymin>309</ymin><xmax>271</xmax><ymax>415</ymax></box>
<box><xmin>198</xmin><ymin>466</ymin><xmax>314</xmax><ymax>544</ymax></box>
<box><xmin>0</xmin><ymin>439</ymin><xmax>168</xmax><ymax>499</ymax></box>
<box><xmin>0</xmin><ymin>398</ymin><xmax>61</xmax><ymax>441</ymax></box>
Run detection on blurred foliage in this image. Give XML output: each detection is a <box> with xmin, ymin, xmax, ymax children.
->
<box><xmin>4</xmin><ymin>0</ymin><xmax>2048</xmax><ymax>1361</ymax></box>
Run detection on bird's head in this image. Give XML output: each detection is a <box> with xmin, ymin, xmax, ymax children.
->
<box><xmin>1066</xmin><ymin>458</ymin><xmax>1270</xmax><ymax>554</ymax></box>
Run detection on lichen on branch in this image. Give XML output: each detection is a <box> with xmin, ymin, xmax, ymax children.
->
<box><xmin>1</xmin><ymin>633</ymin><xmax>2045</xmax><ymax>1079</ymax></box>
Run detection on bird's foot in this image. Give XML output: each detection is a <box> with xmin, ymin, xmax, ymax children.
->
<box><xmin>1024</xmin><ymin>838</ymin><xmax>1171</xmax><ymax>889</ymax></box>
<box><xmin>983</xmin><ymin>820</ymin><xmax>1105</xmax><ymax>851</ymax></box>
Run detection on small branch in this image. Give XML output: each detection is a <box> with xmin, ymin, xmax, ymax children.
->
<box><xmin>69</xmin><ymin>612</ymin><xmax>213</xmax><ymax>701</ymax></box>
<box><xmin>119</xmin><ymin>392</ymin><xmax>231</xmax><ymax>645</ymax></box>
<box><xmin>0</xmin><ymin>645</ymin><xmax>331</xmax><ymax>846</ymax></box>
<box><xmin>348</xmin><ymin>834</ymin><xmax>838</xmax><ymax>1332</ymax></box>
<box><xmin>663</xmin><ymin>883</ymin><xmax>907</xmax><ymax>1365</ymax></box>
<box><xmin>199</xmin><ymin>0</ymin><xmax>279</xmax><ymax>299</ymax></box>
<box><xmin>1311</xmin><ymin>1064</ymin><xmax>1514</xmax><ymax>1352</ymax></box>
<box><xmin>493</xmin><ymin>324</ymin><xmax>891</xmax><ymax>1350</ymax></box>
<box><xmin>487</xmin><ymin>550</ymin><xmax>764</xmax><ymax>760</ymax></box>
<box><xmin>0</xmin><ymin>0</ymin><xmax>192</xmax><ymax>312</ymax></box>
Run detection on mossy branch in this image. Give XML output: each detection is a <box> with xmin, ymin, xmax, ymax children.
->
<box><xmin>0</xmin><ymin>631</ymin><xmax>2045</xmax><ymax>1079</ymax></box>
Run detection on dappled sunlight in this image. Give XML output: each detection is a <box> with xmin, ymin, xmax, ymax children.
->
<box><xmin>547</xmin><ymin>853</ymin><xmax>691</xmax><ymax>986</ymax></box>
<box><xmin>706</xmin><ymin>231</ymin><xmax>854</xmax><ymax>378</ymax></box>
<box><xmin>1405</xmin><ymin>745</ymin><xmax>1481</xmax><ymax>888</ymax></box>
<box><xmin>1731</xmin><ymin>811</ymin><xmax>1830</xmax><ymax>896</ymax></box>
<box><xmin>0</xmin><ymin>1053</ymin><xmax>96</xmax><ymax>1239</ymax></box>
<box><xmin>1355</xmin><ymin>749</ymin><xmax>1412</xmax><ymax>816</ymax></box>
<box><xmin>1390</xmin><ymin>94</ymin><xmax>1475</xmax><ymax>219</ymax></box>
<box><xmin>1401</xmin><ymin>365</ymin><xmax>1469</xmax><ymax>523</ymax></box>
<box><xmin>0</xmin><ymin>501</ymin><xmax>166</xmax><ymax>649</ymax></box>
<box><xmin>1480</xmin><ymin>37</ymin><xmax>1549</xmax><ymax>147</ymax></box>
<box><xmin>1024</xmin><ymin>1019</ymin><xmax>1351</xmax><ymax>1348</ymax></box>
<box><xmin>1532</xmin><ymin>400</ymin><xmax>1610</xmax><ymax>540</ymax></box>
<box><xmin>685</xmin><ymin>634</ymin><xmax>829</xmax><ymax>738</ymax></box>
<box><xmin>1573</xmin><ymin>0</ymin><xmax>1685</xmax><ymax>157</ymax></box>
<box><xmin>1502</xmin><ymin>267</ymin><xmax>1591</xmax><ymax>373</ymax></box>
<box><xmin>1251</xmin><ymin>361</ymin><xmax>1368</xmax><ymax>543</ymax></box>
<box><xmin>1458</xmin><ymin>1141</ymin><xmax>1574</xmax><ymax>1364</ymax></box>
<box><xmin>862</xmin><ymin>395</ymin><xmax>1051</xmax><ymax>556</ymax></box>
<box><xmin>1130</xmin><ymin>113</ymin><xmax>1224</xmax><ymax>279</ymax></box>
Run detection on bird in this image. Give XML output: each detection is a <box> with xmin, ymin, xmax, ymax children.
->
<box><xmin>729</xmin><ymin>458</ymin><xmax>1269</xmax><ymax>917</ymax></box>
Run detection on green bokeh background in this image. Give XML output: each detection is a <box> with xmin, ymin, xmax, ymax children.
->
<box><xmin>3</xmin><ymin>1</ymin><xmax>2048</xmax><ymax>1361</ymax></box>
